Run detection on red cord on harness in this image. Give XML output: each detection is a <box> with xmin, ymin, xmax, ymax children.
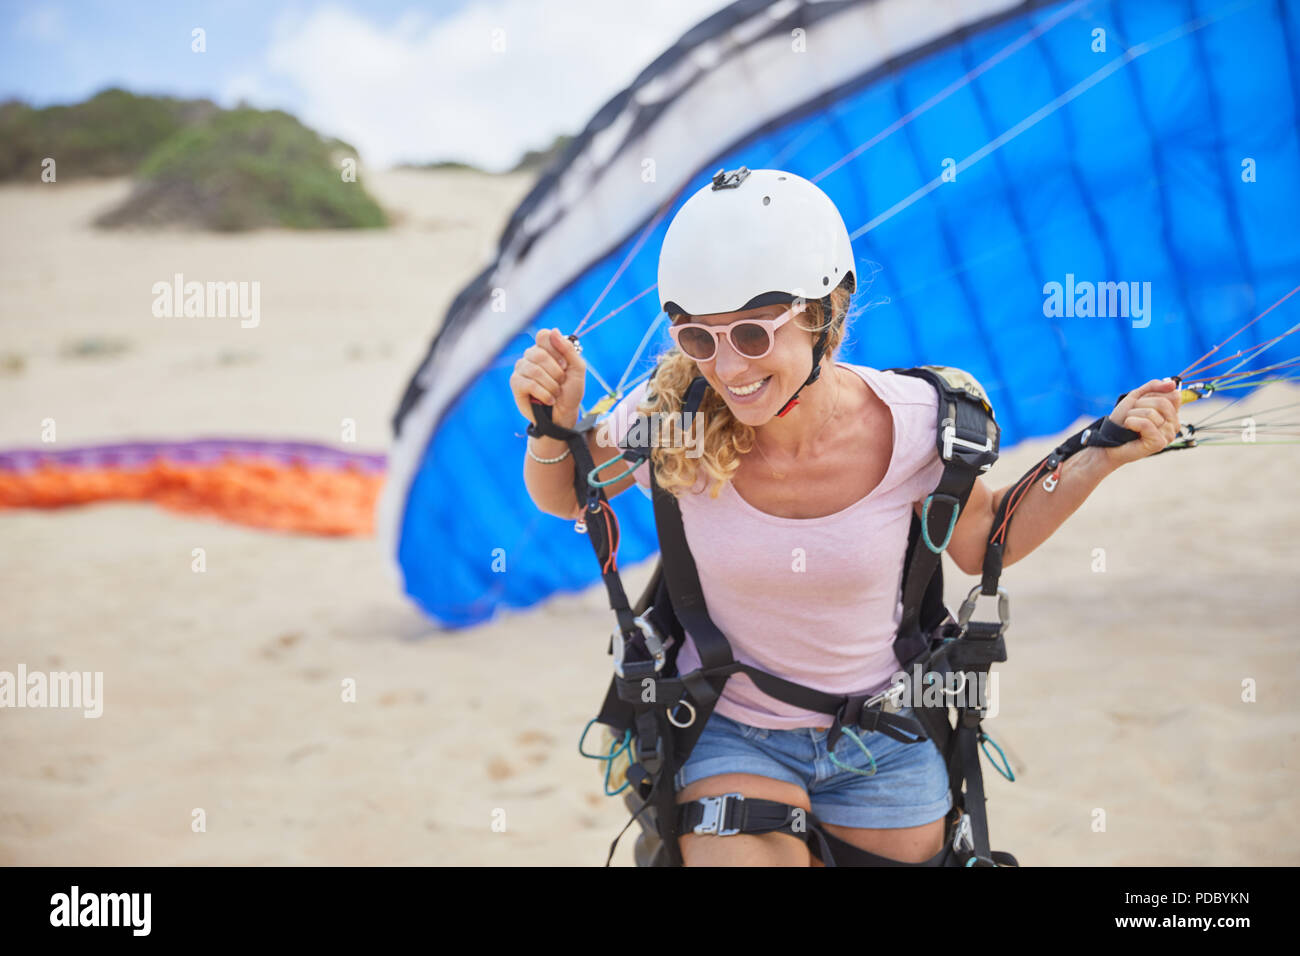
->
<box><xmin>990</xmin><ymin>459</ymin><xmax>1049</xmax><ymax>546</ymax></box>
<box><xmin>597</xmin><ymin>499</ymin><xmax>621</xmax><ymax>573</ymax></box>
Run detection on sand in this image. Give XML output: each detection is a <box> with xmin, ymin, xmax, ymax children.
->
<box><xmin>1</xmin><ymin>170</ymin><xmax>1297</xmax><ymax>866</ymax></box>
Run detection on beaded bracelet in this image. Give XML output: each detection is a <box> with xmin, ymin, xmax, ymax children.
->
<box><xmin>527</xmin><ymin>441</ymin><xmax>572</xmax><ymax>464</ymax></box>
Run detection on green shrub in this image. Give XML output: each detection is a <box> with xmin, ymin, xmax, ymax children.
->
<box><xmin>97</xmin><ymin>107</ymin><xmax>388</xmax><ymax>231</ymax></box>
<box><xmin>0</xmin><ymin>87</ymin><xmax>214</xmax><ymax>180</ymax></box>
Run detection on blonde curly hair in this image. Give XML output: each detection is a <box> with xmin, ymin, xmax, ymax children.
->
<box><xmin>635</xmin><ymin>285</ymin><xmax>853</xmax><ymax>498</ymax></box>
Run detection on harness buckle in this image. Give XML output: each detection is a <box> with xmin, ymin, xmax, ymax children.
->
<box><xmin>693</xmin><ymin>793</ymin><xmax>743</xmax><ymax>836</ymax></box>
<box><xmin>940</xmin><ymin>420</ymin><xmax>996</xmax><ymax>469</ymax></box>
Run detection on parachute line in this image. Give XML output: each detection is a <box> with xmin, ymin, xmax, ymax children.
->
<box><xmin>850</xmin><ymin>0</ymin><xmax>1262</xmax><ymax>242</ymax></box>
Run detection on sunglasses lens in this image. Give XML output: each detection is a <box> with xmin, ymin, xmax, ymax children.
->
<box><xmin>677</xmin><ymin>327</ymin><xmax>716</xmax><ymax>360</ymax></box>
<box><xmin>731</xmin><ymin>322</ymin><xmax>772</xmax><ymax>357</ymax></box>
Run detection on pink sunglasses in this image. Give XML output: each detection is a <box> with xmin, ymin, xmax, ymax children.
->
<box><xmin>667</xmin><ymin>307</ymin><xmax>796</xmax><ymax>361</ymax></box>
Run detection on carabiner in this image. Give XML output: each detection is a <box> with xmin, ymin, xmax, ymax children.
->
<box><xmin>956</xmin><ymin>584</ymin><xmax>1011</xmax><ymax>634</ymax></box>
<box><xmin>611</xmin><ymin>612</ymin><xmax>666</xmax><ymax>678</ymax></box>
<box><xmin>588</xmin><ymin>451</ymin><xmax>640</xmax><ymax>488</ymax></box>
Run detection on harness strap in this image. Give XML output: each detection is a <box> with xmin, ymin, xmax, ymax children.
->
<box><xmin>887</xmin><ymin>367</ymin><xmax>1000</xmax><ymax>666</ymax></box>
<box><xmin>677</xmin><ymin>794</ymin><xmax>805</xmax><ymax>840</ymax></box>
<box><xmin>607</xmin><ymin>666</ymin><xmax>926</xmax><ymax>746</ymax></box>
<box><xmin>530</xmin><ymin>401</ymin><xmax>642</xmax><ymax>638</ymax></box>
<box><xmin>695</xmin><ymin>664</ymin><xmax>929</xmax><ymax>748</ymax></box>
<box><xmin>647</xmin><ymin>377</ymin><xmax>736</xmax><ymax>677</ymax></box>
<box><xmin>957</xmin><ymin>722</ymin><xmax>993</xmax><ymax>858</ymax></box>
<box><xmin>812</xmin><ymin>824</ymin><xmax>1016</xmax><ymax>866</ymax></box>
<box><xmin>589</xmin><ymin>367</ymin><xmax>1022</xmax><ymax>868</ymax></box>
<box><xmin>674</xmin><ymin>795</ymin><xmax>999</xmax><ymax>867</ymax></box>
<box><xmin>605</xmin><ymin>756</ymin><xmax>672</xmax><ymax>867</ymax></box>
<box><xmin>810</xmin><ymin>824</ymin><xmax>953</xmax><ymax>867</ymax></box>
<box><xmin>672</xmin><ymin>796</ymin><xmax>837</xmax><ymax>865</ymax></box>
<box><xmin>640</xmin><ymin>375</ymin><xmax>931</xmax><ymax>748</ymax></box>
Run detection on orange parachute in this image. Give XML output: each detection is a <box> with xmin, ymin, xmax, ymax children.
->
<box><xmin>0</xmin><ymin>440</ymin><xmax>386</xmax><ymax>536</ymax></box>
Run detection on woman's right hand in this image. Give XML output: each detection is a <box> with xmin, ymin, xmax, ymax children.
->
<box><xmin>510</xmin><ymin>328</ymin><xmax>586</xmax><ymax>431</ymax></box>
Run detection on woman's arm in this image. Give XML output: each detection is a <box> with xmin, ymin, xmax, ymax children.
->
<box><xmin>523</xmin><ymin>420</ymin><xmax>641</xmax><ymax>520</ymax></box>
<box><xmin>940</xmin><ymin>445</ymin><xmax>1117</xmax><ymax>574</ymax></box>
<box><xmin>935</xmin><ymin>378</ymin><xmax>1182</xmax><ymax>575</ymax></box>
<box><xmin>514</xmin><ymin>327</ymin><xmax>641</xmax><ymax>518</ymax></box>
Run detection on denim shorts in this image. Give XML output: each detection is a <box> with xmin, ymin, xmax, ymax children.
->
<box><xmin>673</xmin><ymin>706</ymin><xmax>952</xmax><ymax>830</ymax></box>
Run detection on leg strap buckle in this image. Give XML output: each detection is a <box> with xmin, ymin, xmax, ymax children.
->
<box><xmin>693</xmin><ymin>792</ymin><xmax>743</xmax><ymax>837</ymax></box>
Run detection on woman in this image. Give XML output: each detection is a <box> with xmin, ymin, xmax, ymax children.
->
<box><xmin>512</xmin><ymin>168</ymin><xmax>1180</xmax><ymax>866</ymax></box>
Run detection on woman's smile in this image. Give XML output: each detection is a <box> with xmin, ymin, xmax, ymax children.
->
<box><xmin>722</xmin><ymin>375</ymin><xmax>772</xmax><ymax>402</ymax></box>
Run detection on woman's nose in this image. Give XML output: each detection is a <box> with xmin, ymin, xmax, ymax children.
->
<box><xmin>712</xmin><ymin>336</ymin><xmax>751</xmax><ymax>378</ymax></box>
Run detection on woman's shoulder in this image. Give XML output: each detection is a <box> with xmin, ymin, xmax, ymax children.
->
<box><xmin>840</xmin><ymin>362</ymin><xmax>941</xmax><ymax>411</ymax></box>
<box><xmin>840</xmin><ymin>363</ymin><xmax>944</xmax><ymax>489</ymax></box>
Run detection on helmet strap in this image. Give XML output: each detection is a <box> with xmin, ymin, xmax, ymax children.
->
<box><xmin>774</xmin><ymin>296</ymin><xmax>833</xmax><ymax>418</ymax></box>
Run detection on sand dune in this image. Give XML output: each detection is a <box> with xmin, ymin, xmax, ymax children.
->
<box><xmin>1</xmin><ymin>171</ymin><xmax>1297</xmax><ymax>865</ymax></box>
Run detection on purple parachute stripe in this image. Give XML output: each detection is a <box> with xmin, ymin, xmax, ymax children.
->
<box><xmin>0</xmin><ymin>439</ymin><xmax>388</xmax><ymax>474</ymax></box>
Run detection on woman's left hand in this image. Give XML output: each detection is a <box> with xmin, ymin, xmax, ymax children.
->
<box><xmin>1104</xmin><ymin>378</ymin><xmax>1182</xmax><ymax>466</ymax></box>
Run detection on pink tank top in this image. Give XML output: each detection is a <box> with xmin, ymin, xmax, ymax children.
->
<box><xmin>605</xmin><ymin>364</ymin><xmax>944</xmax><ymax>730</ymax></box>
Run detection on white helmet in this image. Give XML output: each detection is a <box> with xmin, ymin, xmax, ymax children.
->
<box><xmin>657</xmin><ymin>166</ymin><xmax>856</xmax><ymax>417</ymax></box>
<box><xmin>659</xmin><ymin>166</ymin><xmax>856</xmax><ymax>316</ymax></box>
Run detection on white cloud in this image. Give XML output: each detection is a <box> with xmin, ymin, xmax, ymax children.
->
<box><xmin>17</xmin><ymin>5</ymin><xmax>67</xmax><ymax>42</ymax></box>
<box><xmin>233</xmin><ymin>0</ymin><xmax>735</xmax><ymax>170</ymax></box>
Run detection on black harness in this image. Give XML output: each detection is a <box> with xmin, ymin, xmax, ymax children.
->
<box><xmin>529</xmin><ymin>364</ymin><xmax>1135</xmax><ymax>866</ymax></box>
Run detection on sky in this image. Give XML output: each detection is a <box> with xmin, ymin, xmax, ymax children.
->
<box><xmin>0</xmin><ymin>0</ymin><xmax>736</xmax><ymax>170</ymax></box>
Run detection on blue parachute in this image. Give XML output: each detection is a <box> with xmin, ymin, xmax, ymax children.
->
<box><xmin>382</xmin><ymin>0</ymin><xmax>1300</xmax><ymax>628</ymax></box>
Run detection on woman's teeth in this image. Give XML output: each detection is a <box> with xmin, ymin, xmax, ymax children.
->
<box><xmin>726</xmin><ymin>376</ymin><xmax>770</xmax><ymax>397</ymax></box>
